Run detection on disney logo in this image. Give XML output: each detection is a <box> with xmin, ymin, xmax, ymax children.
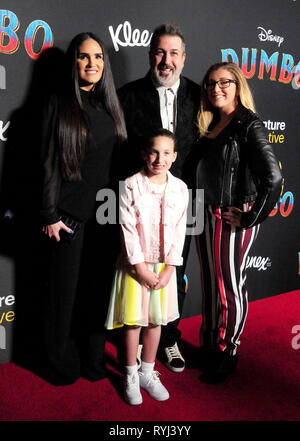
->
<box><xmin>109</xmin><ymin>20</ymin><xmax>152</xmax><ymax>52</ymax></box>
<box><xmin>257</xmin><ymin>26</ymin><xmax>284</xmax><ymax>47</ymax></box>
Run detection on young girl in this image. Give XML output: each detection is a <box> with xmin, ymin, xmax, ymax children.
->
<box><xmin>105</xmin><ymin>128</ymin><xmax>189</xmax><ymax>405</ymax></box>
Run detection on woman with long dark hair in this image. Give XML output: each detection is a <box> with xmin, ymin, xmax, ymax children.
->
<box><xmin>40</xmin><ymin>32</ymin><xmax>126</xmax><ymax>385</ymax></box>
<box><xmin>195</xmin><ymin>62</ymin><xmax>282</xmax><ymax>383</ymax></box>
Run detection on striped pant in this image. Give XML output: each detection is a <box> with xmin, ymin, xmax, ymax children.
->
<box><xmin>195</xmin><ymin>205</ymin><xmax>259</xmax><ymax>355</ymax></box>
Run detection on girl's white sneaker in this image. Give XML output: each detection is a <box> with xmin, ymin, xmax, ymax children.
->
<box><xmin>138</xmin><ymin>371</ymin><xmax>169</xmax><ymax>401</ymax></box>
<box><xmin>124</xmin><ymin>373</ymin><xmax>143</xmax><ymax>405</ymax></box>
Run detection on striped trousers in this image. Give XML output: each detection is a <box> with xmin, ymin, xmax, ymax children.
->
<box><xmin>195</xmin><ymin>205</ymin><xmax>259</xmax><ymax>355</ymax></box>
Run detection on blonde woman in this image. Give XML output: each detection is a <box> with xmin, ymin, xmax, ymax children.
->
<box><xmin>195</xmin><ymin>62</ymin><xmax>282</xmax><ymax>383</ymax></box>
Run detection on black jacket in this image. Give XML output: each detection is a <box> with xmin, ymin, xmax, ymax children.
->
<box><xmin>196</xmin><ymin>105</ymin><xmax>283</xmax><ymax>228</ymax></box>
<box><xmin>118</xmin><ymin>72</ymin><xmax>201</xmax><ymax>186</ymax></box>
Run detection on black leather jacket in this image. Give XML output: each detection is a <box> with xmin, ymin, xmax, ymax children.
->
<box><xmin>196</xmin><ymin>105</ymin><xmax>283</xmax><ymax>228</ymax></box>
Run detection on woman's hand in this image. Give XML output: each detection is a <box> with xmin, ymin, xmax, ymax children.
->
<box><xmin>42</xmin><ymin>220</ymin><xmax>74</xmax><ymax>242</ymax></box>
<box><xmin>222</xmin><ymin>206</ymin><xmax>243</xmax><ymax>227</ymax></box>
<box><xmin>154</xmin><ymin>265</ymin><xmax>175</xmax><ymax>290</ymax></box>
<box><xmin>134</xmin><ymin>262</ymin><xmax>159</xmax><ymax>289</ymax></box>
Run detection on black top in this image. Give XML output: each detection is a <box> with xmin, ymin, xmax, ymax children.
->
<box><xmin>196</xmin><ymin>122</ymin><xmax>235</xmax><ymax>205</ymax></box>
<box><xmin>40</xmin><ymin>90</ymin><xmax>117</xmax><ymax>225</ymax></box>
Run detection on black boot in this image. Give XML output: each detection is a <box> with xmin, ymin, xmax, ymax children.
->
<box><xmin>200</xmin><ymin>351</ymin><xmax>238</xmax><ymax>384</ymax></box>
<box><xmin>198</xmin><ymin>346</ymin><xmax>218</xmax><ymax>372</ymax></box>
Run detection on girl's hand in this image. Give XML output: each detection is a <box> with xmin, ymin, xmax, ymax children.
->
<box><xmin>42</xmin><ymin>220</ymin><xmax>74</xmax><ymax>242</ymax></box>
<box><xmin>135</xmin><ymin>262</ymin><xmax>159</xmax><ymax>289</ymax></box>
<box><xmin>222</xmin><ymin>206</ymin><xmax>243</xmax><ymax>227</ymax></box>
<box><xmin>154</xmin><ymin>265</ymin><xmax>175</xmax><ymax>290</ymax></box>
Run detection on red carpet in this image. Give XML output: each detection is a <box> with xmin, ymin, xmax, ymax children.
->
<box><xmin>0</xmin><ymin>290</ymin><xmax>300</xmax><ymax>421</ymax></box>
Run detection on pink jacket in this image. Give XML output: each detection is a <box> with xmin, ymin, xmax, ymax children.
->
<box><xmin>120</xmin><ymin>170</ymin><xmax>189</xmax><ymax>266</ymax></box>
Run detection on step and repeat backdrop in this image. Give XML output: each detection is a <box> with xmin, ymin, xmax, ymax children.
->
<box><xmin>0</xmin><ymin>0</ymin><xmax>299</xmax><ymax>362</ymax></box>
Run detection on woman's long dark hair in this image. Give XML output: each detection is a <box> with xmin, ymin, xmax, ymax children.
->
<box><xmin>58</xmin><ymin>32</ymin><xmax>127</xmax><ymax>181</ymax></box>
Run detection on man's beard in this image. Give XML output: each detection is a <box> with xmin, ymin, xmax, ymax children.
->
<box><xmin>151</xmin><ymin>64</ymin><xmax>182</xmax><ymax>87</ymax></box>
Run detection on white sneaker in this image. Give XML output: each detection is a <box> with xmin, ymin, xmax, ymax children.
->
<box><xmin>164</xmin><ymin>342</ymin><xmax>185</xmax><ymax>372</ymax></box>
<box><xmin>139</xmin><ymin>370</ymin><xmax>169</xmax><ymax>401</ymax></box>
<box><xmin>137</xmin><ymin>344</ymin><xmax>143</xmax><ymax>369</ymax></box>
<box><xmin>124</xmin><ymin>373</ymin><xmax>143</xmax><ymax>405</ymax></box>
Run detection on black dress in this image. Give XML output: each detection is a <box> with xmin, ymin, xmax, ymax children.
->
<box><xmin>40</xmin><ymin>89</ymin><xmax>119</xmax><ymax>385</ymax></box>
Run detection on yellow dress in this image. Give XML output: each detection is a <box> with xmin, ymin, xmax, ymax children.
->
<box><xmin>105</xmin><ymin>260</ymin><xmax>179</xmax><ymax>329</ymax></box>
<box><xmin>105</xmin><ymin>181</ymin><xmax>179</xmax><ymax>329</ymax></box>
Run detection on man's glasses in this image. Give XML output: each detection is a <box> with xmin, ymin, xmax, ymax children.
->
<box><xmin>205</xmin><ymin>79</ymin><xmax>237</xmax><ymax>90</ymax></box>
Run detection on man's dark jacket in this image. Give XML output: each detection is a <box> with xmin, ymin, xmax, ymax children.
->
<box><xmin>117</xmin><ymin>72</ymin><xmax>201</xmax><ymax>187</ymax></box>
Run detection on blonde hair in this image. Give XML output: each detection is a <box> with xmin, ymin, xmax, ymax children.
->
<box><xmin>197</xmin><ymin>62</ymin><xmax>256</xmax><ymax>137</ymax></box>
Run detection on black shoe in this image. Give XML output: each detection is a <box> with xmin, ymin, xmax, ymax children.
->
<box><xmin>159</xmin><ymin>343</ymin><xmax>185</xmax><ymax>373</ymax></box>
<box><xmin>200</xmin><ymin>352</ymin><xmax>238</xmax><ymax>384</ymax></box>
<box><xmin>198</xmin><ymin>346</ymin><xmax>218</xmax><ymax>372</ymax></box>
